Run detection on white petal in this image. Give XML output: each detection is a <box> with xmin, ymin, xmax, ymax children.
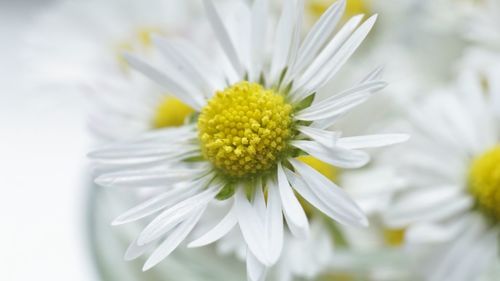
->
<box><xmin>282</xmin><ymin>0</ymin><xmax>304</xmax><ymax>82</ymax></box>
<box><xmin>340</xmin><ymin>167</ymin><xmax>405</xmax><ymax>197</ymax></box>
<box><xmin>142</xmin><ymin>207</ymin><xmax>205</xmax><ymax>271</ymax></box>
<box><xmin>289</xmin><ymin>159</ymin><xmax>368</xmax><ymax>227</ymax></box>
<box><xmin>188</xmin><ymin>200</ymin><xmax>238</xmax><ymax>248</ymax></box>
<box><xmin>360</xmin><ymin>65</ymin><xmax>385</xmax><ymax>82</ymax></box>
<box><xmin>438</xmin><ymin>95</ymin><xmax>485</xmax><ymax>155</ymax></box>
<box><xmin>297</xmin><ymin>126</ymin><xmax>339</xmax><ymax>148</ymax></box>
<box><xmin>447</xmin><ymin>228</ymin><xmax>499</xmax><ymax>281</ymax></box>
<box><xmin>124</xmin><ymin>238</ymin><xmax>154</xmax><ymax>261</ymax></box>
<box><xmin>408</xmin><ymin>106</ymin><xmax>467</xmax><ymax>157</ymax></box>
<box><xmin>266</xmin><ymin>178</ymin><xmax>284</xmax><ymax>264</ymax></box>
<box><xmin>336</xmin><ymin>134</ymin><xmax>409</xmax><ymax>149</ymax></box>
<box><xmin>405</xmin><ymin>217</ymin><xmax>469</xmax><ymax>244</ymax></box>
<box><xmin>249</xmin><ymin>0</ymin><xmax>268</xmax><ymax>81</ymax></box>
<box><xmin>153</xmin><ymin>36</ymin><xmax>214</xmax><ymax>95</ymax></box>
<box><xmin>384</xmin><ymin>187</ymin><xmax>474</xmax><ymax>227</ymax></box>
<box><xmin>253</xmin><ymin>179</ymin><xmax>267</xmax><ymax>221</ymax></box>
<box><xmin>269</xmin><ymin>0</ymin><xmax>298</xmax><ymax>84</ymax></box>
<box><xmin>113</xmin><ymin>186</ymin><xmax>201</xmax><ymax>225</ymax></box>
<box><xmin>284</xmin><ymin>165</ymin><xmax>367</xmax><ymax>227</ymax></box>
<box><xmin>293</xmin><ymin>15</ymin><xmax>378</xmax><ymax>102</ymax></box>
<box><xmin>95</xmin><ymin>166</ymin><xmax>209</xmax><ymax>188</ymax></box>
<box><xmin>235</xmin><ymin>188</ymin><xmax>270</xmax><ymax>265</ymax></box>
<box><xmin>89</xmin><ymin>144</ymin><xmax>199</xmax><ymax>160</ymax></box>
<box><xmin>426</xmin><ymin>216</ymin><xmax>487</xmax><ymax>281</ymax></box>
<box><xmin>277</xmin><ymin>163</ymin><xmax>309</xmax><ymax>238</ymax></box>
<box><xmin>204</xmin><ymin>0</ymin><xmax>244</xmax><ymax>76</ymax></box>
<box><xmin>295</xmin><ymin>80</ymin><xmax>386</xmax><ymax>121</ymax></box>
<box><xmin>138</xmin><ymin>180</ymin><xmax>222</xmax><ymax>245</ymax></box>
<box><xmin>291</xmin><ymin>140</ymin><xmax>370</xmax><ymax>168</ymax></box>
<box><xmin>124</xmin><ymin>54</ymin><xmax>204</xmax><ymax>110</ymax></box>
<box><xmin>246</xmin><ymin>250</ymin><xmax>267</xmax><ymax>281</ymax></box>
<box><xmin>291</xmin><ymin>14</ymin><xmax>363</xmax><ymax>99</ymax></box>
<box><xmin>291</xmin><ymin>0</ymin><xmax>346</xmax><ymax>77</ymax></box>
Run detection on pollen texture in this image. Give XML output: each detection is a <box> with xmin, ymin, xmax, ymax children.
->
<box><xmin>198</xmin><ymin>81</ymin><xmax>293</xmax><ymax>178</ymax></box>
<box><xmin>469</xmin><ymin>145</ymin><xmax>500</xmax><ymax>221</ymax></box>
<box><xmin>153</xmin><ymin>97</ymin><xmax>194</xmax><ymax>128</ymax></box>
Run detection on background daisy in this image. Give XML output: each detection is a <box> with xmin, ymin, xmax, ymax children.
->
<box><xmin>382</xmin><ymin>67</ymin><xmax>500</xmax><ymax>281</ymax></box>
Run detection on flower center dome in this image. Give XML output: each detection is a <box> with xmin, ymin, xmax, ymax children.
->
<box><xmin>198</xmin><ymin>81</ymin><xmax>293</xmax><ymax>178</ymax></box>
<box><xmin>469</xmin><ymin>145</ymin><xmax>500</xmax><ymax>221</ymax></box>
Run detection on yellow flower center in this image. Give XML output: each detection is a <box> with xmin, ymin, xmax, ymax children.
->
<box><xmin>153</xmin><ymin>97</ymin><xmax>195</xmax><ymax>128</ymax></box>
<box><xmin>307</xmin><ymin>0</ymin><xmax>371</xmax><ymax>20</ymax></box>
<box><xmin>198</xmin><ymin>81</ymin><xmax>293</xmax><ymax>178</ymax></box>
<box><xmin>383</xmin><ymin>228</ymin><xmax>406</xmax><ymax>246</ymax></box>
<box><xmin>469</xmin><ymin>145</ymin><xmax>500</xmax><ymax>221</ymax></box>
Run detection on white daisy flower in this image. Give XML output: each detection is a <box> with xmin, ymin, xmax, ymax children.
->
<box><xmin>90</xmin><ymin>0</ymin><xmax>408</xmax><ymax>279</ymax></box>
<box><xmin>24</xmin><ymin>0</ymin><xmax>213</xmax><ymax>141</ymax></box>
<box><xmin>383</xmin><ymin>67</ymin><xmax>500</xmax><ymax>281</ymax></box>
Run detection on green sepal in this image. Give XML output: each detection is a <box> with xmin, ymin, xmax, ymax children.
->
<box><xmin>216</xmin><ymin>182</ymin><xmax>236</xmax><ymax>200</ymax></box>
<box><xmin>293</xmin><ymin>92</ymin><xmax>316</xmax><ymax>112</ymax></box>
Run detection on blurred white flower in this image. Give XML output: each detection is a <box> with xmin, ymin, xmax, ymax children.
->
<box><xmin>277</xmin><ymin>219</ymin><xmax>334</xmax><ymax>281</ymax></box>
<box><xmin>88</xmin><ymin>1</ymin><xmax>409</xmax><ymax>280</ymax></box>
<box><xmin>85</xmin><ymin>71</ymin><xmax>196</xmax><ymax>141</ymax></box>
<box><xmin>464</xmin><ymin>0</ymin><xmax>500</xmax><ymax>50</ymax></box>
<box><xmin>23</xmin><ymin>0</ymin><xmax>201</xmax><ymax>90</ymax></box>
<box><xmin>383</xmin><ymin>66</ymin><xmax>500</xmax><ymax>281</ymax></box>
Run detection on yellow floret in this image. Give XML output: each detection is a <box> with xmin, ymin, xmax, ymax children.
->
<box><xmin>383</xmin><ymin>228</ymin><xmax>405</xmax><ymax>246</ymax></box>
<box><xmin>153</xmin><ymin>97</ymin><xmax>194</xmax><ymax>128</ymax></box>
<box><xmin>198</xmin><ymin>81</ymin><xmax>293</xmax><ymax>178</ymax></box>
<box><xmin>469</xmin><ymin>145</ymin><xmax>500</xmax><ymax>221</ymax></box>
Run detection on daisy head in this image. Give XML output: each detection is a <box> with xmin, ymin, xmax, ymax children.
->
<box><xmin>383</xmin><ymin>67</ymin><xmax>500</xmax><ymax>281</ymax></box>
<box><xmin>90</xmin><ymin>0</ymin><xmax>408</xmax><ymax>279</ymax></box>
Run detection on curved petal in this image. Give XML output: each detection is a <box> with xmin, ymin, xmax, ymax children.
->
<box><xmin>235</xmin><ymin>188</ymin><xmax>269</xmax><ymax>265</ymax></box>
<box><xmin>204</xmin><ymin>0</ymin><xmax>244</xmax><ymax>76</ymax></box>
<box><xmin>277</xmin><ymin>163</ymin><xmax>309</xmax><ymax>238</ymax></box>
<box><xmin>142</xmin><ymin>206</ymin><xmax>205</xmax><ymax>271</ymax></box>
<box><xmin>288</xmin><ymin>159</ymin><xmax>368</xmax><ymax>227</ymax></box>
<box><xmin>297</xmin><ymin>126</ymin><xmax>339</xmax><ymax>148</ymax></box>
<box><xmin>123</xmin><ymin>54</ymin><xmax>204</xmax><ymax>110</ymax></box>
<box><xmin>291</xmin><ymin>140</ymin><xmax>370</xmax><ymax>169</ymax></box>
<box><xmin>188</xmin><ymin>200</ymin><xmax>238</xmax><ymax>248</ymax></box>
<box><xmin>266</xmin><ymin>178</ymin><xmax>284</xmax><ymax>264</ymax></box>
<box><xmin>337</xmin><ymin>134</ymin><xmax>409</xmax><ymax>150</ymax></box>
<box><xmin>113</xmin><ymin>185</ymin><xmax>201</xmax><ymax>225</ymax></box>
<box><xmin>290</xmin><ymin>0</ymin><xmax>346</xmax><ymax>77</ymax></box>
<box><xmin>138</xmin><ymin>179</ymin><xmax>221</xmax><ymax>245</ymax></box>
<box><xmin>247</xmin><ymin>250</ymin><xmax>267</xmax><ymax>281</ymax></box>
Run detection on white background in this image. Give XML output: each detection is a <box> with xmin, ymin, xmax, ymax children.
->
<box><xmin>0</xmin><ymin>1</ymin><xmax>96</xmax><ymax>280</ymax></box>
